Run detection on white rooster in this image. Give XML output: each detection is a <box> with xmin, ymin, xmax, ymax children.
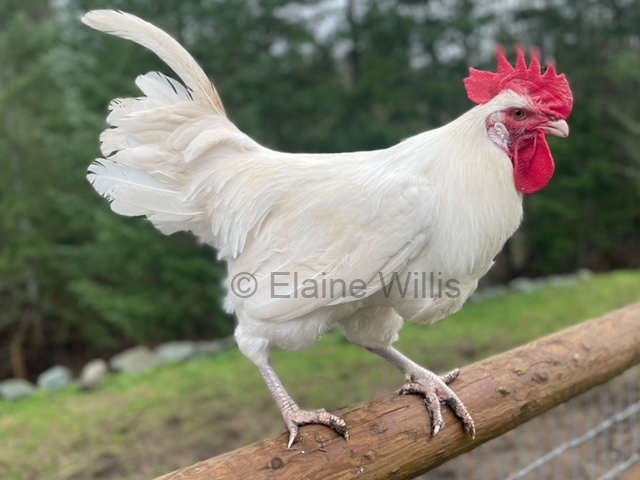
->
<box><xmin>83</xmin><ymin>10</ymin><xmax>573</xmax><ymax>447</ymax></box>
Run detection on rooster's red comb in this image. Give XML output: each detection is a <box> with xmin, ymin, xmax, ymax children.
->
<box><xmin>464</xmin><ymin>46</ymin><xmax>573</xmax><ymax>119</ymax></box>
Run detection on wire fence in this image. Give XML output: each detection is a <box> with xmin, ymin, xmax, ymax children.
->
<box><xmin>424</xmin><ymin>365</ymin><xmax>640</xmax><ymax>480</ymax></box>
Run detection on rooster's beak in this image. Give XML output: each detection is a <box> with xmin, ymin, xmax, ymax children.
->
<box><xmin>540</xmin><ymin>119</ymin><xmax>569</xmax><ymax>138</ymax></box>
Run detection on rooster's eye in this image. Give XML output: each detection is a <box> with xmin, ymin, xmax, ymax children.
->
<box><xmin>512</xmin><ymin>109</ymin><xmax>527</xmax><ymax>120</ymax></box>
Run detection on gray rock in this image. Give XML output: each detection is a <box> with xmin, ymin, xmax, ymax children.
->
<box><xmin>576</xmin><ymin>268</ymin><xmax>593</xmax><ymax>281</ymax></box>
<box><xmin>0</xmin><ymin>379</ymin><xmax>36</xmax><ymax>401</ymax></box>
<box><xmin>548</xmin><ymin>274</ymin><xmax>580</xmax><ymax>288</ymax></box>
<box><xmin>37</xmin><ymin>365</ymin><xmax>72</xmax><ymax>391</ymax></box>
<box><xmin>79</xmin><ymin>359</ymin><xmax>108</xmax><ymax>390</ymax></box>
<box><xmin>466</xmin><ymin>294</ymin><xmax>480</xmax><ymax>303</ymax></box>
<box><xmin>509</xmin><ymin>277</ymin><xmax>541</xmax><ymax>293</ymax></box>
<box><xmin>196</xmin><ymin>337</ymin><xmax>236</xmax><ymax>356</ymax></box>
<box><xmin>196</xmin><ymin>340</ymin><xmax>224</xmax><ymax>356</ymax></box>
<box><xmin>110</xmin><ymin>345</ymin><xmax>159</xmax><ymax>373</ymax></box>
<box><xmin>480</xmin><ymin>285</ymin><xmax>509</xmax><ymax>299</ymax></box>
<box><xmin>154</xmin><ymin>341</ymin><xmax>196</xmax><ymax>363</ymax></box>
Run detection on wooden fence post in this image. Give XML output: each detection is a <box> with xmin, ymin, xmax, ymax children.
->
<box><xmin>155</xmin><ymin>303</ymin><xmax>640</xmax><ymax>480</ymax></box>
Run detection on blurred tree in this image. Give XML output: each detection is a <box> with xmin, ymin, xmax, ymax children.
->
<box><xmin>0</xmin><ymin>1</ymin><xmax>232</xmax><ymax>378</ymax></box>
<box><xmin>1</xmin><ymin>0</ymin><xmax>639</xmax><ymax>378</ymax></box>
<box><xmin>500</xmin><ymin>0</ymin><xmax>640</xmax><ymax>273</ymax></box>
<box><xmin>608</xmin><ymin>47</ymin><xmax>640</xmax><ymax>190</ymax></box>
<box><xmin>0</xmin><ymin>0</ymin><xmax>69</xmax><ymax>378</ymax></box>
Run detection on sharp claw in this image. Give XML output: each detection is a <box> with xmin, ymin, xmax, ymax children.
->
<box><xmin>431</xmin><ymin>411</ymin><xmax>444</xmax><ymax>437</ymax></box>
<box><xmin>331</xmin><ymin>416</ymin><xmax>349</xmax><ymax>441</ymax></box>
<box><xmin>440</xmin><ymin>368</ymin><xmax>460</xmax><ymax>385</ymax></box>
<box><xmin>287</xmin><ymin>424</ymin><xmax>299</xmax><ymax>448</ymax></box>
<box><xmin>465</xmin><ymin>421</ymin><xmax>476</xmax><ymax>439</ymax></box>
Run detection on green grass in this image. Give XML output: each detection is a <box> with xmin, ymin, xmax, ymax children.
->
<box><xmin>1</xmin><ymin>270</ymin><xmax>639</xmax><ymax>480</ymax></box>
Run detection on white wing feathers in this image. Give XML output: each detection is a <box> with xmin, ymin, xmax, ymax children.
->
<box><xmin>233</xmin><ymin>176</ymin><xmax>437</xmax><ymax>322</ymax></box>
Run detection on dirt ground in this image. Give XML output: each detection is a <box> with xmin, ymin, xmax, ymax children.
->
<box><xmin>423</xmin><ymin>366</ymin><xmax>640</xmax><ymax>480</ymax></box>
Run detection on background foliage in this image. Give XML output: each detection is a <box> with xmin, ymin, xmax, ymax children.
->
<box><xmin>1</xmin><ymin>0</ymin><xmax>639</xmax><ymax>379</ymax></box>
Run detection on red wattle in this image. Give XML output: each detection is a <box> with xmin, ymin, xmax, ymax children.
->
<box><xmin>512</xmin><ymin>130</ymin><xmax>555</xmax><ymax>194</ymax></box>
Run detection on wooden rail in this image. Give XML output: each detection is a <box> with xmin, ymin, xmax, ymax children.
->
<box><xmin>155</xmin><ymin>303</ymin><xmax>640</xmax><ymax>480</ymax></box>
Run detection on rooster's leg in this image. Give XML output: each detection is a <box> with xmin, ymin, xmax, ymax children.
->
<box><xmin>367</xmin><ymin>346</ymin><xmax>476</xmax><ymax>438</ymax></box>
<box><xmin>259</xmin><ymin>362</ymin><xmax>349</xmax><ymax>448</ymax></box>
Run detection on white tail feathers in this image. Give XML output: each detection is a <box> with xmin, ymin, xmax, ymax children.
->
<box><xmin>88</xmin><ymin>160</ymin><xmax>203</xmax><ymax>227</ymax></box>
<box><xmin>84</xmin><ymin>10</ymin><xmax>270</xmax><ymax>258</ymax></box>
<box><xmin>82</xmin><ymin>10</ymin><xmax>224</xmax><ymax>114</ymax></box>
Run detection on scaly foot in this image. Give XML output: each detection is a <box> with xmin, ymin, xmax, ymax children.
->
<box><xmin>400</xmin><ymin>367</ymin><xmax>476</xmax><ymax>438</ymax></box>
<box><xmin>283</xmin><ymin>407</ymin><xmax>349</xmax><ymax>448</ymax></box>
<box><xmin>258</xmin><ymin>360</ymin><xmax>349</xmax><ymax>448</ymax></box>
<box><xmin>366</xmin><ymin>346</ymin><xmax>476</xmax><ymax>439</ymax></box>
